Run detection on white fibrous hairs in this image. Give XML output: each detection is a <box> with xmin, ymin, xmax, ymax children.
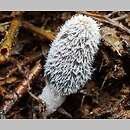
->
<box><xmin>44</xmin><ymin>14</ymin><xmax>101</xmax><ymax>96</ymax></box>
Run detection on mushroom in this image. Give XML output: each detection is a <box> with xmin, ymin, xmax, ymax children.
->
<box><xmin>39</xmin><ymin>14</ymin><xmax>101</xmax><ymax>116</ymax></box>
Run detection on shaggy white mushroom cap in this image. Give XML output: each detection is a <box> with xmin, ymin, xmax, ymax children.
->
<box><xmin>44</xmin><ymin>14</ymin><xmax>101</xmax><ymax>96</ymax></box>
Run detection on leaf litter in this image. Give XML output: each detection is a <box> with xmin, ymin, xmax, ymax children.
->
<box><xmin>0</xmin><ymin>11</ymin><xmax>130</xmax><ymax>119</ymax></box>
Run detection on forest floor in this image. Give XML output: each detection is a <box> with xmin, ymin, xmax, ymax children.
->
<box><xmin>0</xmin><ymin>11</ymin><xmax>130</xmax><ymax>119</ymax></box>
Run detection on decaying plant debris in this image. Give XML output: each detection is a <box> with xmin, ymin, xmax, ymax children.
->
<box><xmin>1</xmin><ymin>11</ymin><xmax>130</xmax><ymax>119</ymax></box>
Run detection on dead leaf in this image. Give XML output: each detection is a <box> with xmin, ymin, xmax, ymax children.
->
<box><xmin>101</xmin><ymin>26</ymin><xmax>125</xmax><ymax>56</ymax></box>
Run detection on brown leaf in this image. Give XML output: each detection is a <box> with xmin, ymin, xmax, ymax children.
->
<box><xmin>101</xmin><ymin>26</ymin><xmax>125</xmax><ymax>56</ymax></box>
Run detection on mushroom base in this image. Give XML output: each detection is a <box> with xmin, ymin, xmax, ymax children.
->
<box><xmin>39</xmin><ymin>84</ymin><xmax>66</xmax><ymax>116</ymax></box>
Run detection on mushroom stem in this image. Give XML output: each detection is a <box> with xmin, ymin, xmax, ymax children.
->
<box><xmin>39</xmin><ymin>83</ymin><xmax>66</xmax><ymax>116</ymax></box>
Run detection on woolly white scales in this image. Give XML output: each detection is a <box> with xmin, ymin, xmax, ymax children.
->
<box><xmin>39</xmin><ymin>14</ymin><xmax>101</xmax><ymax>116</ymax></box>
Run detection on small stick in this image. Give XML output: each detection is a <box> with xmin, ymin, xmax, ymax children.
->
<box><xmin>10</xmin><ymin>11</ymin><xmax>24</xmax><ymax>17</ymax></box>
<box><xmin>0</xmin><ymin>77</ymin><xmax>17</xmax><ymax>86</ymax></box>
<box><xmin>27</xmin><ymin>90</ymin><xmax>45</xmax><ymax>105</ymax></box>
<box><xmin>112</xmin><ymin>14</ymin><xmax>128</xmax><ymax>21</ymax></box>
<box><xmin>57</xmin><ymin>108</ymin><xmax>72</xmax><ymax>118</ymax></box>
<box><xmin>0</xmin><ymin>12</ymin><xmax>22</xmax><ymax>64</ymax></box>
<box><xmin>80</xmin><ymin>95</ymin><xmax>86</xmax><ymax>108</ymax></box>
<box><xmin>23</xmin><ymin>21</ymin><xmax>55</xmax><ymax>41</ymax></box>
<box><xmin>6</xmin><ymin>107</ymin><xmax>24</xmax><ymax>118</ymax></box>
<box><xmin>0</xmin><ymin>86</ymin><xmax>8</xmax><ymax>97</ymax></box>
<box><xmin>106</xmin><ymin>11</ymin><xmax>118</xmax><ymax>18</ymax></box>
<box><xmin>0</xmin><ymin>11</ymin><xmax>23</xmax><ymax>22</ymax></box>
<box><xmin>0</xmin><ymin>51</ymin><xmax>42</xmax><ymax>80</ymax></box>
<box><xmin>100</xmin><ymin>73</ymin><xmax>109</xmax><ymax>90</ymax></box>
<box><xmin>0</xmin><ymin>60</ymin><xmax>42</xmax><ymax>117</ymax></box>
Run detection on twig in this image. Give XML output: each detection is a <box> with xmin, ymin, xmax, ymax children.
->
<box><xmin>0</xmin><ymin>60</ymin><xmax>42</xmax><ymax>117</ymax></box>
<box><xmin>80</xmin><ymin>95</ymin><xmax>86</xmax><ymax>108</ymax></box>
<box><xmin>100</xmin><ymin>73</ymin><xmax>109</xmax><ymax>90</ymax></box>
<box><xmin>0</xmin><ymin>12</ymin><xmax>22</xmax><ymax>64</ymax></box>
<box><xmin>57</xmin><ymin>108</ymin><xmax>72</xmax><ymax>118</ymax></box>
<box><xmin>28</xmin><ymin>90</ymin><xmax>44</xmax><ymax>105</ymax></box>
<box><xmin>10</xmin><ymin>11</ymin><xmax>24</xmax><ymax>17</ymax></box>
<box><xmin>106</xmin><ymin>11</ymin><xmax>118</xmax><ymax>18</ymax></box>
<box><xmin>0</xmin><ymin>86</ymin><xmax>8</xmax><ymax>97</ymax></box>
<box><xmin>23</xmin><ymin>21</ymin><xmax>55</xmax><ymax>41</ymax></box>
<box><xmin>79</xmin><ymin>11</ymin><xmax>130</xmax><ymax>35</ymax></box>
<box><xmin>6</xmin><ymin>107</ymin><xmax>24</xmax><ymax>118</ymax></box>
<box><xmin>0</xmin><ymin>77</ymin><xmax>17</xmax><ymax>86</ymax></box>
<box><xmin>112</xmin><ymin>14</ymin><xmax>128</xmax><ymax>21</ymax></box>
<box><xmin>98</xmin><ymin>59</ymin><xmax>103</xmax><ymax>72</ymax></box>
<box><xmin>0</xmin><ymin>51</ymin><xmax>42</xmax><ymax>80</ymax></box>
